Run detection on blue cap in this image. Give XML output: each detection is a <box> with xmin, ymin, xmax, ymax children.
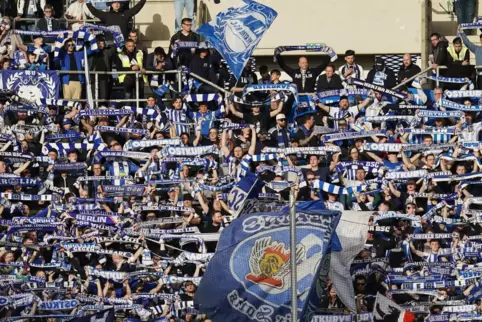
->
<box><xmin>62</xmin><ymin>118</ymin><xmax>74</xmax><ymax>125</ymax></box>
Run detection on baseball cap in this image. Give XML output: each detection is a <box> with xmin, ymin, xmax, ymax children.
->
<box><xmin>62</xmin><ymin>119</ymin><xmax>74</xmax><ymax>125</ymax></box>
<box><xmin>276</xmin><ymin>113</ymin><xmax>286</xmax><ymax>120</ymax></box>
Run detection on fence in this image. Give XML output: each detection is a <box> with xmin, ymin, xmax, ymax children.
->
<box><xmin>56</xmin><ymin>69</ymin><xmax>182</xmax><ymax>106</ymax></box>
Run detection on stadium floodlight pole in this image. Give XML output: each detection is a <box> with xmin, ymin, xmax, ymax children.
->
<box><xmin>289</xmin><ymin>189</ymin><xmax>298</xmax><ymax>321</ymax></box>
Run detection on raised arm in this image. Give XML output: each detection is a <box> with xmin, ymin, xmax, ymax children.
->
<box><xmin>126</xmin><ymin>0</ymin><xmax>147</xmax><ymax>18</ymax></box>
<box><xmin>86</xmin><ymin>3</ymin><xmax>109</xmax><ymax>21</ymax></box>
<box><xmin>221</xmin><ymin>129</ymin><xmax>230</xmax><ymax>158</ymax></box>
<box><xmin>248</xmin><ymin>125</ymin><xmax>257</xmax><ymax>155</ymax></box>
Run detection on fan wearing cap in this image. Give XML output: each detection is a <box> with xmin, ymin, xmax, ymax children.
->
<box><xmin>268</xmin><ymin>113</ymin><xmax>290</xmax><ymax>149</ymax></box>
<box><xmin>189</xmin><ymin>48</ymin><xmax>218</xmax><ymax>92</ymax></box>
<box><xmin>315</xmin><ymin>93</ymin><xmax>372</xmax><ymax>129</ymax></box>
<box><xmin>366</xmin><ymin>57</ymin><xmax>397</xmax><ymax>88</ymax></box>
<box><xmin>229</xmin><ymin>98</ymin><xmax>283</xmax><ymax>134</ymax></box>
<box><xmin>13</xmin><ymin>33</ymin><xmax>53</xmax><ymax>59</ymax></box>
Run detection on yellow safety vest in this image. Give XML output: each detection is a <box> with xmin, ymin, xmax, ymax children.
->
<box><xmin>447</xmin><ymin>46</ymin><xmax>468</xmax><ymax>62</ymax></box>
<box><xmin>118</xmin><ymin>50</ymin><xmax>147</xmax><ymax>83</ymax></box>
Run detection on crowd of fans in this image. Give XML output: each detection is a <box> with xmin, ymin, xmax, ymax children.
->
<box><xmin>0</xmin><ymin>0</ymin><xmax>480</xmax><ymax>321</ymax></box>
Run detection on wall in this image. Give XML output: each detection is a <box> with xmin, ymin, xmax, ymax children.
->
<box><xmin>204</xmin><ymin>0</ymin><xmax>423</xmax><ymax>56</ymax></box>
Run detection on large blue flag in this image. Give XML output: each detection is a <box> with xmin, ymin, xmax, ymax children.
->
<box><xmin>0</xmin><ymin>70</ymin><xmax>60</xmax><ymax>99</ymax></box>
<box><xmin>227</xmin><ymin>170</ymin><xmax>263</xmax><ymax>217</ymax></box>
<box><xmin>194</xmin><ymin>202</ymin><xmax>341</xmax><ymax>322</ymax></box>
<box><xmin>197</xmin><ymin>0</ymin><xmax>277</xmax><ymax>80</ymax></box>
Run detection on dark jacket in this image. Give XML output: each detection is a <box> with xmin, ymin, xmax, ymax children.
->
<box><xmin>169</xmin><ymin>31</ymin><xmax>201</xmax><ymax>67</ymax></box>
<box><xmin>36</xmin><ymin>18</ymin><xmax>62</xmax><ymax>43</ymax></box>
<box><xmin>53</xmin><ymin>175</ymin><xmax>78</xmax><ymax>195</ymax></box>
<box><xmin>86</xmin><ymin>0</ymin><xmax>146</xmax><ymax>38</ymax></box>
<box><xmin>432</xmin><ymin>39</ymin><xmax>449</xmax><ymax>66</ymax></box>
<box><xmin>88</xmin><ymin>45</ymin><xmax>117</xmax><ymax>80</ymax></box>
<box><xmin>276</xmin><ymin>54</ymin><xmax>330</xmax><ymax>93</ymax></box>
<box><xmin>146</xmin><ymin>52</ymin><xmax>173</xmax><ymax>72</ymax></box>
<box><xmin>366</xmin><ymin>67</ymin><xmax>397</xmax><ymax>89</ymax></box>
<box><xmin>189</xmin><ymin>53</ymin><xmax>217</xmax><ymax>83</ymax></box>
<box><xmin>397</xmin><ymin>63</ymin><xmax>421</xmax><ymax>84</ymax></box>
<box><xmin>316</xmin><ymin>73</ymin><xmax>343</xmax><ymax>91</ymax></box>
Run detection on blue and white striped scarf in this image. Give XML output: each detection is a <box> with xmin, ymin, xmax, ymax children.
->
<box><xmin>425</xmin><ymin>75</ymin><xmax>473</xmax><ymax>87</ymax></box>
<box><xmin>311</xmin><ymin>179</ymin><xmax>366</xmax><ymax>195</ymax></box>
<box><xmin>348</xmin><ymin>78</ymin><xmax>408</xmax><ymax>100</ymax></box>
<box><xmin>322</xmin><ymin>130</ymin><xmax>386</xmax><ymax>142</ymax></box>
<box><xmin>170</xmin><ymin>41</ymin><xmax>213</xmax><ymax>58</ymax></box>
<box><xmin>79</xmin><ymin>23</ymin><xmax>124</xmax><ymax>48</ymax></box>
<box><xmin>95</xmin><ymin>125</ymin><xmax>148</xmax><ymax>136</ymax></box>
<box><xmin>416</xmin><ymin>110</ymin><xmax>464</xmax><ymax>119</ymax></box>
<box><xmin>184</xmin><ymin>93</ymin><xmax>225</xmax><ymax>112</ymax></box>
<box><xmin>53</xmin><ymin>30</ymin><xmax>97</xmax><ymax>58</ymax></box>
<box><xmin>438</xmin><ymin>98</ymin><xmax>482</xmax><ymax>111</ymax></box>
<box><xmin>124</xmin><ymin>138</ymin><xmax>181</xmax><ymax>151</ymax></box>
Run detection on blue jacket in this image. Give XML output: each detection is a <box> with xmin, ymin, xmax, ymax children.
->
<box><xmin>54</xmin><ymin>51</ymin><xmax>87</xmax><ymax>85</ymax></box>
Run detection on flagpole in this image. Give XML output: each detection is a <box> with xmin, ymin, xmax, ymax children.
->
<box><xmin>84</xmin><ymin>46</ymin><xmax>94</xmax><ymax>108</ymax></box>
<box><xmin>289</xmin><ymin>189</ymin><xmax>298</xmax><ymax>321</ymax></box>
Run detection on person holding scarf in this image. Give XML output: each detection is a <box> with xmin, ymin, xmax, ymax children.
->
<box><xmin>275</xmin><ymin>54</ymin><xmax>330</xmax><ymax>93</ymax></box>
<box><xmin>86</xmin><ymin>0</ymin><xmax>147</xmax><ymax>40</ymax></box>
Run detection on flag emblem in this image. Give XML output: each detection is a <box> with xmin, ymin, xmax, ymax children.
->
<box><xmin>246</xmin><ymin>236</ymin><xmax>305</xmax><ymax>289</ymax></box>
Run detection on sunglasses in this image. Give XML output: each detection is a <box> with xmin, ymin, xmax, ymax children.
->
<box><xmin>67</xmin><ymin>43</ymin><xmax>74</xmax><ymax>47</ymax></box>
<box><xmin>307</xmin><ymin>178</ymin><xmax>314</xmax><ymax>181</ymax></box>
<box><xmin>109</xmin><ymin>143</ymin><xmax>120</xmax><ymax>148</ymax></box>
<box><xmin>406</xmin><ymin>206</ymin><xmax>414</xmax><ymax>210</ymax></box>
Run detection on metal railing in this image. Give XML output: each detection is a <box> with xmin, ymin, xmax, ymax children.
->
<box><xmin>12</xmin><ymin>17</ymin><xmax>100</xmax><ymax>30</ymax></box>
<box><xmin>435</xmin><ymin>65</ymin><xmax>448</xmax><ymax>87</ymax></box>
<box><xmin>56</xmin><ymin>69</ymin><xmax>182</xmax><ymax>106</ymax></box>
<box><xmin>392</xmin><ymin>66</ymin><xmax>434</xmax><ymax>90</ymax></box>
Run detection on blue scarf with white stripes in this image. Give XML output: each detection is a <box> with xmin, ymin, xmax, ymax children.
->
<box><xmin>53</xmin><ymin>30</ymin><xmax>98</xmax><ymax>58</ymax></box>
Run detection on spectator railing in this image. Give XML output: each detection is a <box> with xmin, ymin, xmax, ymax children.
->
<box><xmin>56</xmin><ymin>69</ymin><xmax>182</xmax><ymax>105</ymax></box>
<box><xmin>12</xmin><ymin>18</ymin><xmax>101</xmax><ymax>30</ymax></box>
<box><xmin>189</xmin><ymin>72</ymin><xmax>231</xmax><ymax>96</ymax></box>
<box><xmin>435</xmin><ymin>65</ymin><xmax>448</xmax><ymax>87</ymax></box>
<box><xmin>392</xmin><ymin>66</ymin><xmax>434</xmax><ymax>90</ymax></box>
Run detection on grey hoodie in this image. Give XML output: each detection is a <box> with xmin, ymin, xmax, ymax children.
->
<box><xmin>461</xmin><ymin>31</ymin><xmax>482</xmax><ymax>67</ymax></box>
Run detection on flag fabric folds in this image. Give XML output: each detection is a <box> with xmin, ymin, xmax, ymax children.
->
<box><xmin>194</xmin><ymin>201</ymin><xmax>341</xmax><ymax>322</ymax></box>
<box><xmin>197</xmin><ymin>0</ymin><xmax>278</xmax><ymax>80</ymax></box>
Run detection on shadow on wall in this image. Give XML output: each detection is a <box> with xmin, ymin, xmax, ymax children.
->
<box><xmin>145</xmin><ymin>14</ymin><xmax>171</xmax><ymax>41</ymax></box>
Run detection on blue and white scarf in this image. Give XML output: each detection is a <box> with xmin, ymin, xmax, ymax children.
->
<box><xmin>53</xmin><ymin>30</ymin><xmax>97</xmax><ymax>58</ymax></box>
<box><xmin>79</xmin><ymin>23</ymin><xmax>124</xmax><ymax>48</ymax></box>
<box><xmin>438</xmin><ymin>98</ymin><xmax>482</xmax><ymax>111</ymax></box>
<box><xmin>311</xmin><ymin>179</ymin><xmax>366</xmax><ymax>195</ymax></box>
<box><xmin>274</xmin><ymin>45</ymin><xmax>337</xmax><ymax>62</ymax></box>
<box><xmin>424</xmin><ymin>75</ymin><xmax>474</xmax><ymax>89</ymax></box>
<box><xmin>95</xmin><ymin>125</ymin><xmax>148</xmax><ymax>136</ymax></box>
<box><xmin>322</xmin><ymin>130</ymin><xmax>386</xmax><ymax>142</ymax></box>
<box><xmin>348</xmin><ymin>78</ymin><xmax>408</xmax><ymax>100</ymax></box>
<box><xmin>160</xmin><ymin>145</ymin><xmax>218</xmax><ymax>157</ymax></box>
<box><xmin>416</xmin><ymin>110</ymin><xmax>464</xmax><ymax>119</ymax></box>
